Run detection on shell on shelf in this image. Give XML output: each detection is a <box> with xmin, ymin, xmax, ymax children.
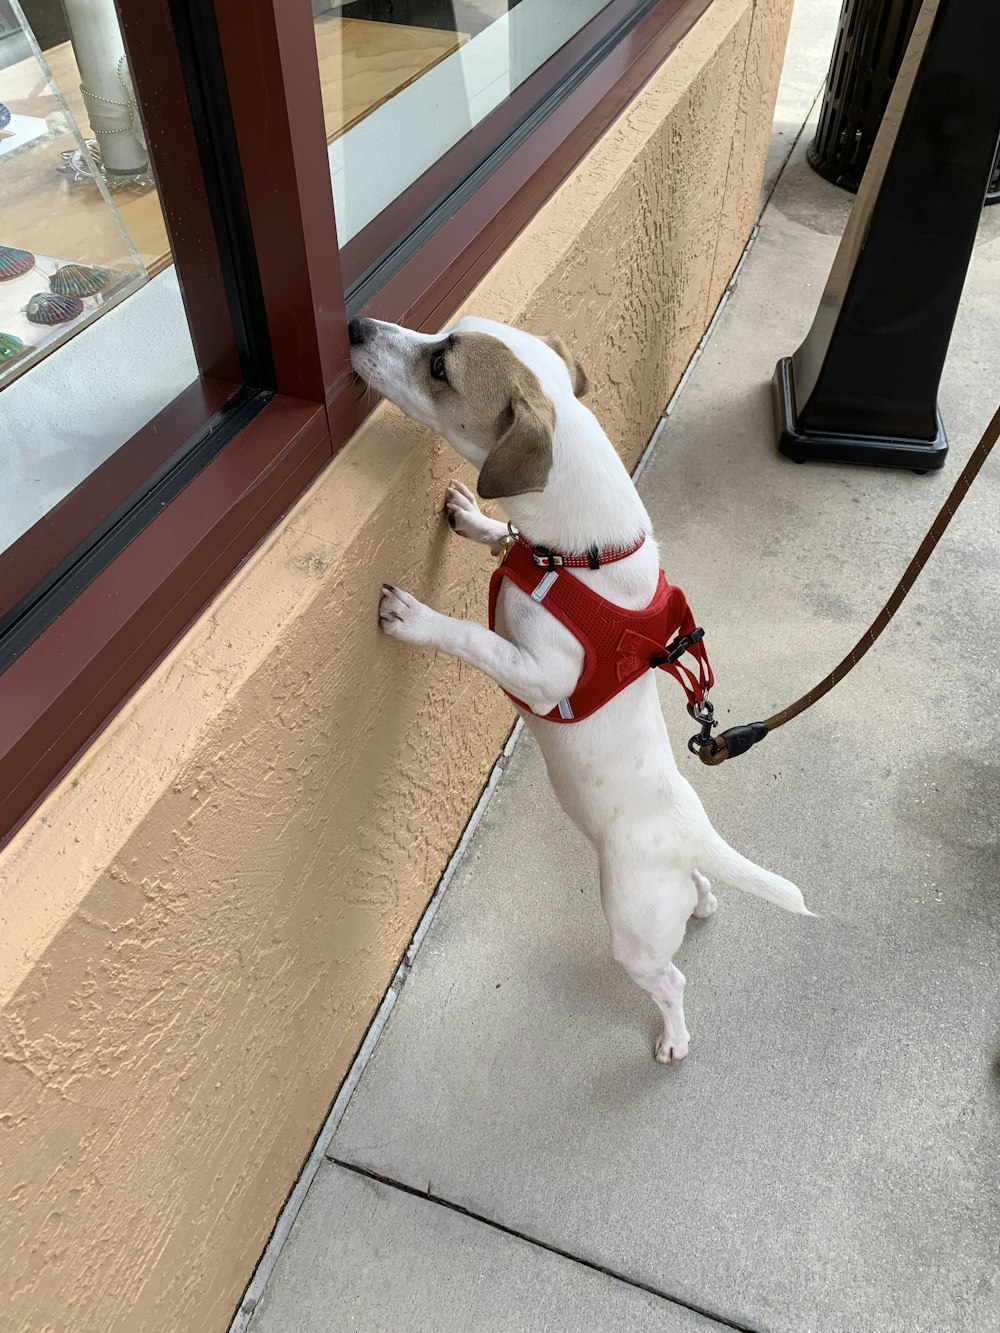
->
<box><xmin>0</xmin><ymin>246</ymin><xmax>36</xmax><ymax>281</ymax></box>
<box><xmin>49</xmin><ymin>263</ymin><xmax>112</xmax><ymax>297</ymax></box>
<box><xmin>25</xmin><ymin>292</ymin><xmax>84</xmax><ymax>325</ymax></box>
<box><xmin>0</xmin><ymin>332</ymin><xmax>28</xmax><ymax>362</ymax></box>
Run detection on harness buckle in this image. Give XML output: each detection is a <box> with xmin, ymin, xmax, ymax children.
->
<box><xmin>531</xmin><ymin>546</ymin><xmax>565</xmax><ymax>569</ymax></box>
<box><xmin>686</xmin><ymin>698</ymin><xmax>718</xmax><ymax>755</ymax></box>
<box><xmin>649</xmin><ymin>627</ymin><xmax>705</xmax><ymax>669</ymax></box>
<box><xmin>664</xmin><ymin>627</ymin><xmax>704</xmax><ymax>663</ymax></box>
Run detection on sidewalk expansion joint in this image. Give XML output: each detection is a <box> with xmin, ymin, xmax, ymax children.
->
<box><xmin>330</xmin><ymin>1157</ymin><xmax>770</xmax><ymax>1333</ymax></box>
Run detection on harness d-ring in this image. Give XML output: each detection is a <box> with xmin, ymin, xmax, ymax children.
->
<box><xmin>686</xmin><ymin>699</ymin><xmax>717</xmax><ymax>755</ymax></box>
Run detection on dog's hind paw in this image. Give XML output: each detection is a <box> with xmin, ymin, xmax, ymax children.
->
<box><xmin>655</xmin><ymin>1034</ymin><xmax>689</xmax><ymax>1065</ymax></box>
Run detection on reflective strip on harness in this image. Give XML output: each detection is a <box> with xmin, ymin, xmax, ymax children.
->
<box><xmin>531</xmin><ymin>570</ymin><xmax>559</xmax><ymax>602</ymax></box>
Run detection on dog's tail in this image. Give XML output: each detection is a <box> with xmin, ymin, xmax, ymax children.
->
<box><xmin>696</xmin><ymin>829</ymin><xmax>810</xmax><ymax>915</ymax></box>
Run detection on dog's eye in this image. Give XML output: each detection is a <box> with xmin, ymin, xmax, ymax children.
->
<box><xmin>430</xmin><ymin>350</ymin><xmax>448</xmax><ymax>383</ymax></box>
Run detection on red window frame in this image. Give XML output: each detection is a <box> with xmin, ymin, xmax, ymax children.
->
<box><xmin>0</xmin><ymin>0</ymin><xmax>712</xmax><ymax>848</ymax></box>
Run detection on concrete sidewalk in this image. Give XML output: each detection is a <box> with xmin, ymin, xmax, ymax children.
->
<box><xmin>248</xmin><ymin>4</ymin><xmax>1000</xmax><ymax>1330</ymax></box>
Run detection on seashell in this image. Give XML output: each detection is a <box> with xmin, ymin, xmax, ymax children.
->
<box><xmin>25</xmin><ymin>292</ymin><xmax>84</xmax><ymax>325</ymax></box>
<box><xmin>0</xmin><ymin>332</ymin><xmax>27</xmax><ymax>362</ymax></box>
<box><xmin>50</xmin><ymin>263</ymin><xmax>111</xmax><ymax>297</ymax></box>
<box><xmin>0</xmin><ymin>246</ymin><xmax>36</xmax><ymax>281</ymax></box>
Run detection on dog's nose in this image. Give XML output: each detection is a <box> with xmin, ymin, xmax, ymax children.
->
<box><xmin>348</xmin><ymin>317</ymin><xmax>367</xmax><ymax>346</ymax></box>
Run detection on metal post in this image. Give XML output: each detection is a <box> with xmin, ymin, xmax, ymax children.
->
<box><xmin>773</xmin><ymin>0</ymin><xmax>1000</xmax><ymax>470</ymax></box>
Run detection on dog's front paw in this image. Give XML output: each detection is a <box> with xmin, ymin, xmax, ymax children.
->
<box><xmin>445</xmin><ymin>480</ymin><xmax>503</xmax><ymax>554</ymax></box>
<box><xmin>379</xmin><ymin>584</ymin><xmax>437</xmax><ymax>646</ymax></box>
<box><xmin>444</xmin><ymin>480</ymin><xmax>483</xmax><ymax>536</ymax></box>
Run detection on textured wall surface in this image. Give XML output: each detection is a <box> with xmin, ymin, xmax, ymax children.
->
<box><xmin>0</xmin><ymin>3</ymin><xmax>791</xmax><ymax>1329</ymax></box>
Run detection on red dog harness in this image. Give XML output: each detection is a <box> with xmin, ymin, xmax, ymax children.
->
<box><xmin>488</xmin><ymin>533</ymin><xmax>714</xmax><ymax>723</ymax></box>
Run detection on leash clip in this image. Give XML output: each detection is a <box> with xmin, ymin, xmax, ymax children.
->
<box><xmin>686</xmin><ymin>698</ymin><xmax>717</xmax><ymax>755</ymax></box>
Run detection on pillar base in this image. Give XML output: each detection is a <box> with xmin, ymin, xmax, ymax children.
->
<box><xmin>772</xmin><ymin>357</ymin><xmax>949</xmax><ymax>472</ymax></box>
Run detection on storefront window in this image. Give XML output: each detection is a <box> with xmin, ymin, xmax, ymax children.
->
<box><xmin>0</xmin><ymin>0</ymin><xmax>194</xmax><ymax>558</ymax></box>
<box><xmin>0</xmin><ymin>0</ymin><xmax>707</xmax><ymax>845</ymax></box>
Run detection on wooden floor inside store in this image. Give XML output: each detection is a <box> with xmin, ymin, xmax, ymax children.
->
<box><xmin>0</xmin><ymin>18</ymin><xmax>465</xmax><ymax>276</ymax></box>
<box><xmin>315</xmin><ymin>13</ymin><xmax>465</xmax><ymax>141</ymax></box>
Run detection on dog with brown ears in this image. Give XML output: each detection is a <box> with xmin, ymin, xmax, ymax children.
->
<box><xmin>350</xmin><ymin>314</ymin><xmax>809</xmax><ymax>1065</ymax></box>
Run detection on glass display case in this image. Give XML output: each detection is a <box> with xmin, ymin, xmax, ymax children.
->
<box><xmin>0</xmin><ymin>0</ymin><xmax>169</xmax><ymax>386</ymax></box>
<box><xmin>0</xmin><ymin>0</ymin><xmax>195</xmax><ymax>564</ymax></box>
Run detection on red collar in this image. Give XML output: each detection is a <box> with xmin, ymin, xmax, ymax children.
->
<box><xmin>510</xmin><ymin>528</ymin><xmax>646</xmax><ymax>570</ymax></box>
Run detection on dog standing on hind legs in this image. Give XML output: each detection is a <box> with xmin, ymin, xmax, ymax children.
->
<box><xmin>350</xmin><ymin>313</ymin><xmax>810</xmax><ymax>1065</ymax></box>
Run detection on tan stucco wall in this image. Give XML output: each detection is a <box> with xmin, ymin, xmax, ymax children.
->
<box><xmin>0</xmin><ymin>3</ymin><xmax>791</xmax><ymax>1328</ymax></box>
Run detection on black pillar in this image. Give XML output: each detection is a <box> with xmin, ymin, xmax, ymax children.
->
<box><xmin>773</xmin><ymin>0</ymin><xmax>1000</xmax><ymax>470</ymax></box>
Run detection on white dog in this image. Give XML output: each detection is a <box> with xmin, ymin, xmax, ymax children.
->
<box><xmin>350</xmin><ymin>314</ymin><xmax>809</xmax><ymax>1064</ymax></box>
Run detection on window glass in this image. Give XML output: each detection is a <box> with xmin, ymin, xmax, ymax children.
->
<box><xmin>312</xmin><ymin>1</ymin><xmax>622</xmax><ymax>247</ymax></box>
<box><xmin>0</xmin><ymin>0</ymin><xmax>194</xmax><ymax>559</ymax></box>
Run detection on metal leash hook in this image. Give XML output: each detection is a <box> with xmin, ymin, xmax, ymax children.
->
<box><xmin>688</xmin><ymin>698</ymin><xmax>770</xmax><ymax>762</ymax></box>
<box><xmin>686</xmin><ymin>698</ymin><xmax>717</xmax><ymax>755</ymax></box>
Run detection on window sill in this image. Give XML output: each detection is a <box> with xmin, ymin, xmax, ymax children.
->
<box><xmin>0</xmin><ymin>394</ymin><xmax>331</xmax><ymax>847</ymax></box>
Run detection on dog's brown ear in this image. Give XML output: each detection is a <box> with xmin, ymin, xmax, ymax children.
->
<box><xmin>542</xmin><ymin>333</ymin><xmax>590</xmax><ymax>398</ymax></box>
<box><xmin>477</xmin><ymin>385</ymin><xmax>554</xmax><ymax>500</ymax></box>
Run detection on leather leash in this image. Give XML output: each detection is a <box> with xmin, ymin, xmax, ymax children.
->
<box><xmin>693</xmin><ymin>402</ymin><xmax>1000</xmax><ymax>766</ymax></box>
